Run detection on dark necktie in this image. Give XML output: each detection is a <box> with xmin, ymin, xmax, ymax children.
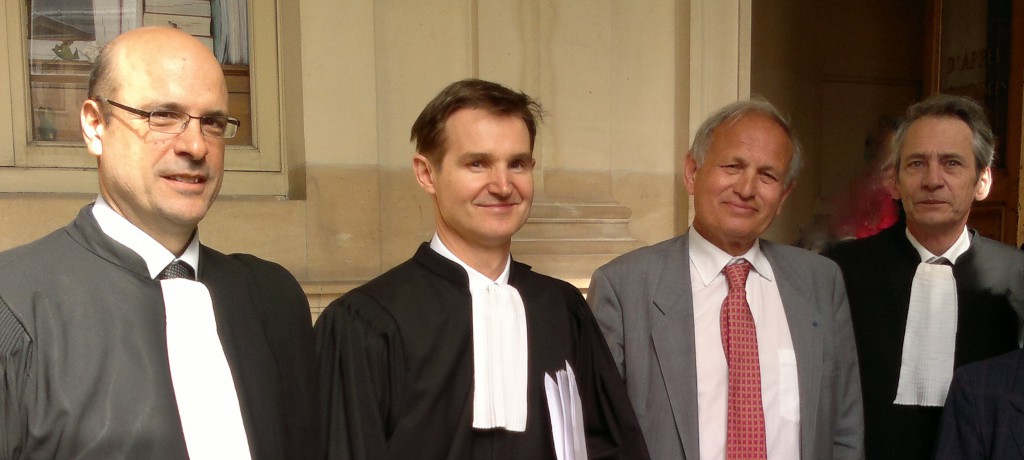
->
<box><xmin>158</xmin><ymin>260</ymin><xmax>195</xmax><ymax>281</ymax></box>
<box><xmin>720</xmin><ymin>259</ymin><xmax>767</xmax><ymax>459</ymax></box>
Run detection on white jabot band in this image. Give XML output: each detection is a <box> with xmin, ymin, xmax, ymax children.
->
<box><xmin>894</xmin><ymin>258</ymin><xmax>957</xmax><ymax>407</ymax></box>
<box><xmin>162</xmin><ymin>279</ymin><xmax>252</xmax><ymax>459</ymax></box>
<box><xmin>895</xmin><ymin>227</ymin><xmax>970</xmax><ymax>407</ymax></box>
<box><xmin>427</xmin><ymin>235</ymin><xmax>529</xmax><ymax>431</ymax></box>
<box><xmin>471</xmin><ymin>283</ymin><xmax>529</xmax><ymax>431</ymax></box>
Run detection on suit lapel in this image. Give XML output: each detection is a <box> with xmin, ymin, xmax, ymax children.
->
<box><xmin>763</xmin><ymin>242</ymin><xmax>822</xmax><ymax>460</ymax></box>
<box><xmin>651</xmin><ymin>235</ymin><xmax>701</xmax><ymax>460</ymax></box>
<box><xmin>199</xmin><ymin>248</ymin><xmax>283</xmax><ymax>459</ymax></box>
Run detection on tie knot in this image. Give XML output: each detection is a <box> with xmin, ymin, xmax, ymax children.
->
<box><xmin>158</xmin><ymin>260</ymin><xmax>195</xmax><ymax>281</ymax></box>
<box><xmin>724</xmin><ymin>259</ymin><xmax>752</xmax><ymax>292</ymax></box>
<box><xmin>927</xmin><ymin>256</ymin><xmax>952</xmax><ymax>266</ymax></box>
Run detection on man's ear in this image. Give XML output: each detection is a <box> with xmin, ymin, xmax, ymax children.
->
<box><xmin>81</xmin><ymin>99</ymin><xmax>105</xmax><ymax>157</ymax></box>
<box><xmin>683</xmin><ymin>152</ymin><xmax>699</xmax><ymax>195</ymax></box>
<box><xmin>890</xmin><ymin>169</ymin><xmax>902</xmax><ymax>201</ymax></box>
<box><xmin>974</xmin><ymin>166</ymin><xmax>993</xmax><ymax>201</ymax></box>
<box><xmin>413</xmin><ymin>153</ymin><xmax>437</xmax><ymax>195</ymax></box>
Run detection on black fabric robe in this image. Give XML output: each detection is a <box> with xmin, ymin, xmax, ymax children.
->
<box><xmin>0</xmin><ymin>205</ymin><xmax>321</xmax><ymax>459</ymax></box>
<box><xmin>825</xmin><ymin>223</ymin><xmax>1024</xmax><ymax>460</ymax></box>
<box><xmin>314</xmin><ymin>243</ymin><xmax>649</xmax><ymax>460</ymax></box>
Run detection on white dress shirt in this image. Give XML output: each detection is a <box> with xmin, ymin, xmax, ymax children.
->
<box><xmin>905</xmin><ymin>227</ymin><xmax>971</xmax><ymax>268</ymax></box>
<box><xmin>689</xmin><ymin>229</ymin><xmax>800</xmax><ymax>460</ymax></box>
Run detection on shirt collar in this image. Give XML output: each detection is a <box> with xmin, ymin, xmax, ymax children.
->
<box><xmin>688</xmin><ymin>226</ymin><xmax>774</xmax><ymax>287</ymax></box>
<box><xmin>91</xmin><ymin>195</ymin><xmax>201</xmax><ymax>279</ymax></box>
<box><xmin>429</xmin><ymin>233</ymin><xmax>511</xmax><ymax>292</ymax></box>
<box><xmin>905</xmin><ymin>226</ymin><xmax>971</xmax><ymax>264</ymax></box>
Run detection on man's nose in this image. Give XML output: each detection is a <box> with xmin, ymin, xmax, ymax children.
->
<box><xmin>922</xmin><ymin>162</ymin><xmax>944</xmax><ymax>189</ymax></box>
<box><xmin>733</xmin><ymin>171</ymin><xmax>757</xmax><ymax>198</ymax></box>
<box><xmin>175</xmin><ymin>119</ymin><xmax>209</xmax><ymax>160</ymax></box>
<box><xmin>488</xmin><ymin>168</ymin><xmax>513</xmax><ymax>196</ymax></box>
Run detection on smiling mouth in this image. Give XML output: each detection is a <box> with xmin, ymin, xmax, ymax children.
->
<box><xmin>724</xmin><ymin>202</ymin><xmax>757</xmax><ymax>213</ymax></box>
<box><xmin>168</xmin><ymin>175</ymin><xmax>205</xmax><ymax>184</ymax></box>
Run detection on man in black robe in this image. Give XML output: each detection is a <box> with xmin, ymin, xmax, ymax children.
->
<box><xmin>315</xmin><ymin>79</ymin><xmax>649</xmax><ymax>460</ymax></box>
<box><xmin>0</xmin><ymin>28</ymin><xmax>319</xmax><ymax>459</ymax></box>
<box><xmin>825</xmin><ymin>94</ymin><xmax>1024</xmax><ymax>460</ymax></box>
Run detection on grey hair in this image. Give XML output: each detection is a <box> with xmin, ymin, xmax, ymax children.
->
<box><xmin>893</xmin><ymin>94</ymin><xmax>994</xmax><ymax>176</ymax></box>
<box><xmin>689</xmin><ymin>97</ymin><xmax>803</xmax><ymax>185</ymax></box>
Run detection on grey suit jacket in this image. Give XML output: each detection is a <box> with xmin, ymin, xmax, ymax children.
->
<box><xmin>587</xmin><ymin>234</ymin><xmax>864</xmax><ymax>460</ymax></box>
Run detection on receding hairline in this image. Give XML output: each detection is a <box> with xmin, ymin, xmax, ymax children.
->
<box><xmin>91</xmin><ymin>28</ymin><xmax>226</xmax><ymax>99</ymax></box>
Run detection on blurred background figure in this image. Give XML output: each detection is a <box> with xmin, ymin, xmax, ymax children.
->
<box><xmin>828</xmin><ymin>115</ymin><xmax>902</xmax><ymax>241</ymax></box>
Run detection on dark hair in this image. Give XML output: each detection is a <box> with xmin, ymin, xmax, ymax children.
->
<box><xmin>87</xmin><ymin>42</ymin><xmax>117</xmax><ymax>119</ymax></box>
<box><xmin>893</xmin><ymin>94</ymin><xmax>994</xmax><ymax>175</ymax></box>
<box><xmin>410</xmin><ymin>79</ymin><xmax>543</xmax><ymax>166</ymax></box>
<box><xmin>690</xmin><ymin>97</ymin><xmax>802</xmax><ymax>185</ymax></box>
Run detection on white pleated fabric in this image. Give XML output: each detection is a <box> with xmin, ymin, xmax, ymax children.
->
<box><xmin>894</xmin><ymin>257</ymin><xmax>958</xmax><ymax>407</ymax></box>
<box><xmin>471</xmin><ymin>282</ymin><xmax>529</xmax><ymax>431</ymax></box>
<box><xmin>162</xmin><ymin>278</ymin><xmax>252</xmax><ymax>459</ymax></box>
<box><xmin>427</xmin><ymin>235</ymin><xmax>530</xmax><ymax>431</ymax></box>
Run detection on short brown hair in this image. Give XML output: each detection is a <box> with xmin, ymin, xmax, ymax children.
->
<box><xmin>410</xmin><ymin>79</ymin><xmax>543</xmax><ymax>165</ymax></box>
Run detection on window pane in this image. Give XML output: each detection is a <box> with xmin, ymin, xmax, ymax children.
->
<box><xmin>26</xmin><ymin>0</ymin><xmax>251</xmax><ymax>145</ymax></box>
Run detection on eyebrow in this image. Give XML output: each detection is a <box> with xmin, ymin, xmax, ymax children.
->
<box><xmin>902</xmin><ymin>151</ymin><xmax>967</xmax><ymax>161</ymax></box>
<box><xmin>456</xmin><ymin>152</ymin><xmax>533</xmax><ymax>162</ymax></box>
<box><xmin>146</xmin><ymin>102</ymin><xmax>228</xmax><ymax>117</ymax></box>
<box><xmin>508</xmin><ymin>152</ymin><xmax>534</xmax><ymax>162</ymax></box>
<box><xmin>722</xmin><ymin>155</ymin><xmax>778</xmax><ymax>170</ymax></box>
<box><xmin>938</xmin><ymin>152</ymin><xmax>968</xmax><ymax>160</ymax></box>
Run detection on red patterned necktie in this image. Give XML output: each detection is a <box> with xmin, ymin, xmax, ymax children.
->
<box><xmin>720</xmin><ymin>259</ymin><xmax>767</xmax><ymax>459</ymax></box>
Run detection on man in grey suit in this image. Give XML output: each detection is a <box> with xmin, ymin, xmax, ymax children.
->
<box><xmin>587</xmin><ymin>99</ymin><xmax>864</xmax><ymax>460</ymax></box>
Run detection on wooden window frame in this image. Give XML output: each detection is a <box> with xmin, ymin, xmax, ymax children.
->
<box><xmin>0</xmin><ymin>0</ymin><xmax>289</xmax><ymax>196</ymax></box>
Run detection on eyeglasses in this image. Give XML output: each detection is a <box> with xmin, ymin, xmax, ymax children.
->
<box><xmin>93</xmin><ymin>97</ymin><xmax>240</xmax><ymax>139</ymax></box>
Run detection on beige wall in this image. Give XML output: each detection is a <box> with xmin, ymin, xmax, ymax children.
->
<box><xmin>2</xmin><ymin>0</ymin><xmax>728</xmax><ymax>318</ymax></box>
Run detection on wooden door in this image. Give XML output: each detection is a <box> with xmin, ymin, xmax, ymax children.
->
<box><xmin>924</xmin><ymin>0</ymin><xmax>1023</xmax><ymax>246</ymax></box>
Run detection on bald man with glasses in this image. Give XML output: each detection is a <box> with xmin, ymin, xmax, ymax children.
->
<box><xmin>0</xmin><ymin>27</ymin><xmax>319</xmax><ymax>459</ymax></box>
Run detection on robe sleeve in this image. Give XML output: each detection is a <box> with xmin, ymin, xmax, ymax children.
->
<box><xmin>314</xmin><ymin>291</ymin><xmax>405</xmax><ymax>460</ymax></box>
<box><xmin>569</xmin><ymin>292</ymin><xmax>651</xmax><ymax>460</ymax></box>
<box><xmin>0</xmin><ymin>300</ymin><xmax>30</xmax><ymax>460</ymax></box>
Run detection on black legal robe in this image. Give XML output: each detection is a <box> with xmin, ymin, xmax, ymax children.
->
<box><xmin>0</xmin><ymin>206</ymin><xmax>321</xmax><ymax>459</ymax></box>
<box><xmin>825</xmin><ymin>223</ymin><xmax>1024</xmax><ymax>460</ymax></box>
<box><xmin>315</xmin><ymin>244</ymin><xmax>649</xmax><ymax>460</ymax></box>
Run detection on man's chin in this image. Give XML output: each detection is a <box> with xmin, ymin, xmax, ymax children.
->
<box><xmin>908</xmin><ymin>215</ymin><xmax>967</xmax><ymax>232</ymax></box>
<box><xmin>476</xmin><ymin>228</ymin><xmax>521</xmax><ymax>249</ymax></box>
<box><xmin>163</xmin><ymin>204</ymin><xmax>211</xmax><ymax>229</ymax></box>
